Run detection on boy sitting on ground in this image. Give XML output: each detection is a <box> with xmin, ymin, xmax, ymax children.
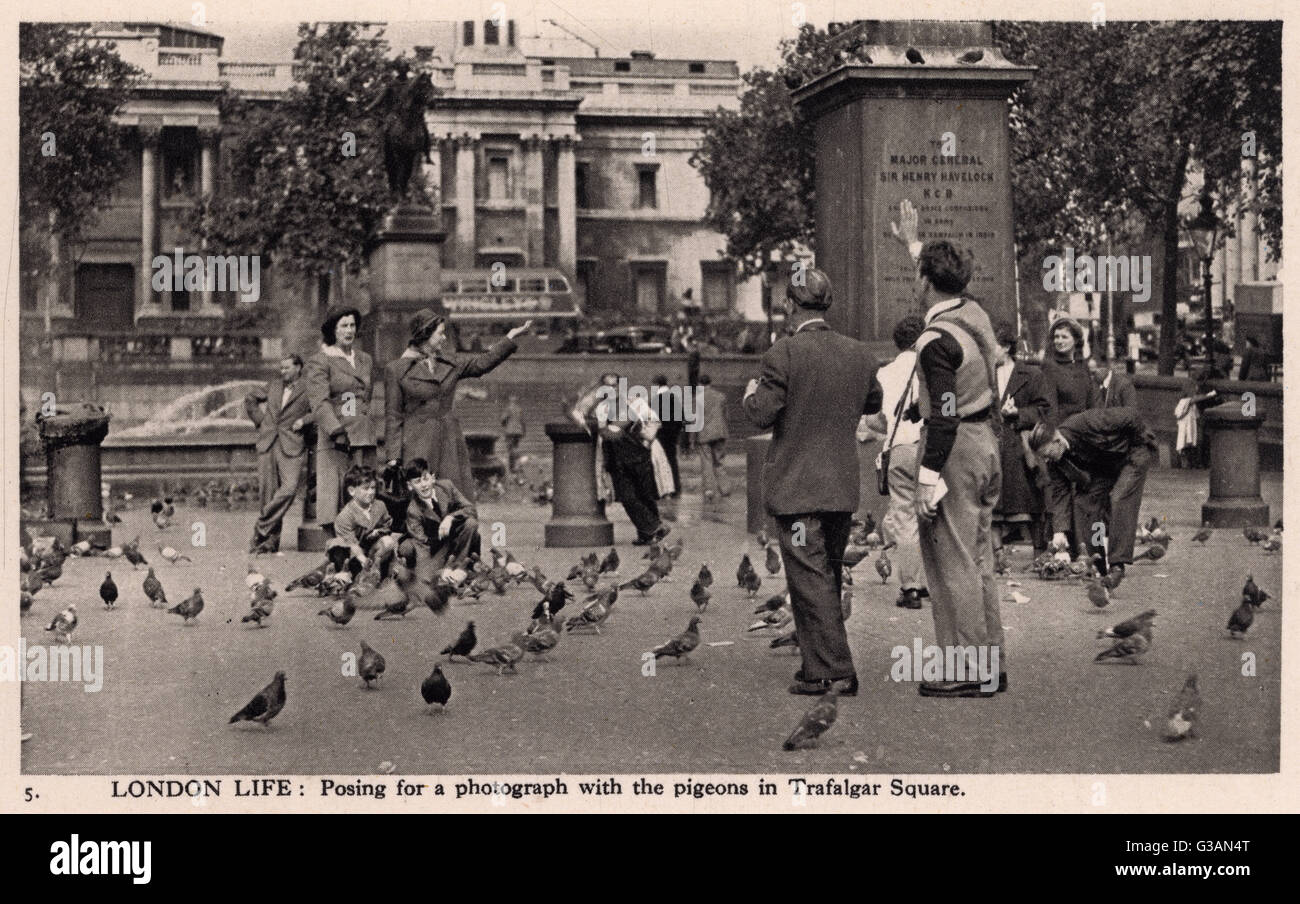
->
<box><xmin>403</xmin><ymin>458</ymin><xmax>482</xmax><ymax>576</ymax></box>
<box><xmin>332</xmin><ymin>464</ymin><xmax>399</xmax><ymax>567</ymax></box>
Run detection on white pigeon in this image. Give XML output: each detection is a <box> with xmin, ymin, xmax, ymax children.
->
<box><xmin>45</xmin><ymin>604</ymin><xmax>78</xmax><ymax>645</ymax></box>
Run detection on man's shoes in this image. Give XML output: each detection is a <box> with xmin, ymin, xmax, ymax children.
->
<box><xmin>896</xmin><ymin>589</ymin><xmax>923</xmax><ymax>609</ymax></box>
<box><xmin>631</xmin><ymin>537</ymin><xmax>653</xmax><ymax>546</ymax></box>
<box><xmin>917</xmin><ymin>587</ymin><xmax>930</xmax><ymax>598</ymax></box>
<box><xmin>651</xmin><ymin>525</ymin><xmax>671</xmax><ymax>543</ymax></box>
<box><xmin>789</xmin><ymin>675</ymin><xmax>858</xmax><ymax>696</ymax></box>
<box><xmin>918</xmin><ymin>680</ymin><xmax>992</xmax><ymax>698</ymax></box>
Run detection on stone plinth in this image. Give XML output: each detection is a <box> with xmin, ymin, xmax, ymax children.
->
<box><xmin>33</xmin><ymin>403</ymin><xmax>113</xmax><ymax>546</ymax></box>
<box><xmin>793</xmin><ymin>22</ymin><xmax>1033</xmax><ymax>342</ymax></box>
<box><xmin>745</xmin><ymin>434</ymin><xmax>777</xmax><ymax>537</ymax></box>
<box><xmin>1201</xmin><ymin>401</ymin><xmax>1269</xmax><ymax>527</ymax></box>
<box><xmin>544</xmin><ymin>421</ymin><xmax>614</xmax><ymax>548</ymax></box>
<box><xmin>367</xmin><ymin>201</ymin><xmax>448</xmax><ymax>370</ymax></box>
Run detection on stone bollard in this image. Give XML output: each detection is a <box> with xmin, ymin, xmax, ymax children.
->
<box><xmin>544</xmin><ymin>421</ymin><xmax>614</xmax><ymax>547</ymax></box>
<box><xmin>35</xmin><ymin>403</ymin><xmax>112</xmax><ymax>546</ymax></box>
<box><xmin>745</xmin><ymin>434</ymin><xmax>777</xmax><ymax>537</ymax></box>
<box><xmin>1201</xmin><ymin>400</ymin><xmax>1269</xmax><ymax>527</ymax></box>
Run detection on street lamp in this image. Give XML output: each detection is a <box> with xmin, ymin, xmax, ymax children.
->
<box><xmin>1187</xmin><ymin>193</ymin><xmax>1219</xmax><ymax>366</ymax></box>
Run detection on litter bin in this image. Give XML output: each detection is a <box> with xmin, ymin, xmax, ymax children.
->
<box><xmin>36</xmin><ymin>402</ymin><xmax>112</xmax><ymax>545</ymax></box>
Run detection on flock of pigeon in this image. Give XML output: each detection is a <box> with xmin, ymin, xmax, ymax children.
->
<box><xmin>18</xmin><ymin>497</ymin><xmax>1282</xmax><ymax>755</ymax></box>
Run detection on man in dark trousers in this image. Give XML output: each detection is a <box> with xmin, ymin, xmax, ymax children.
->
<box><xmin>245</xmin><ymin>354</ymin><xmax>315</xmax><ymax>553</ymax></box>
<box><xmin>1029</xmin><ymin>406</ymin><xmax>1158</xmax><ymax>577</ymax></box>
<box><xmin>896</xmin><ymin>199</ymin><xmax>1007</xmax><ymax>699</ymax></box>
<box><xmin>744</xmin><ymin>268</ymin><xmax>882</xmax><ymax>697</ymax></box>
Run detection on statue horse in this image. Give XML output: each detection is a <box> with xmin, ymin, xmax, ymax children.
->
<box><xmin>376</xmin><ymin>70</ymin><xmax>435</xmax><ymax>198</ymax></box>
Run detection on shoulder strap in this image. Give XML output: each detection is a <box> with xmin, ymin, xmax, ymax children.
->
<box><xmin>885</xmin><ymin>357</ymin><xmax>920</xmax><ymax>450</ymax></box>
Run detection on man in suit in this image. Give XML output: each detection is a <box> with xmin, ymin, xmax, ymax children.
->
<box><xmin>245</xmin><ymin>354</ymin><xmax>314</xmax><ymax>553</ymax></box>
<box><xmin>1092</xmin><ymin>359</ymin><xmax>1137</xmax><ymax>409</ymax></box>
<box><xmin>304</xmin><ymin>307</ymin><xmax>376</xmax><ymax>525</ymax></box>
<box><xmin>694</xmin><ymin>374</ymin><xmax>730</xmax><ymax>505</ymax></box>
<box><xmin>1030</xmin><ymin>406</ymin><xmax>1158</xmax><ymax>577</ymax></box>
<box><xmin>895</xmin><ymin>199</ymin><xmax>1007</xmax><ymax>699</ymax></box>
<box><xmin>744</xmin><ymin>268</ymin><xmax>882</xmax><ymax>697</ymax></box>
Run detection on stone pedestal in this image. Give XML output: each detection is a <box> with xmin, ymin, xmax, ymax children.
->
<box><xmin>1201</xmin><ymin>401</ymin><xmax>1269</xmax><ymax>527</ymax></box>
<box><xmin>793</xmin><ymin>22</ymin><xmax>1033</xmax><ymax>342</ymax></box>
<box><xmin>745</xmin><ymin>434</ymin><xmax>778</xmax><ymax>537</ymax></box>
<box><xmin>544</xmin><ymin>421</ymin><xmax>614</xmax><ymax>548</ymax></box>
<box><xmin>32</xmin><ymin>403</ymin><xmax>112</xmax><ymax>546</ymax></box>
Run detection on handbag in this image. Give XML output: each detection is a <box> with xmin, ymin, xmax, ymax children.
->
<box><xmin>876</xmin><ymin>359</ymin><xmax>918</xmax><ymax>496</ymax></box>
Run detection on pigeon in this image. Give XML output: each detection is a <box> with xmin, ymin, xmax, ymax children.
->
<box><xmin>468</xmin><ymin>642</ymin><xmax>524</xmax><ymax>675</ymax></box>
<box><xmin>764</xmin><ymin>545</ymin><xmax>782</xmax><ymax>575</ymax></box>
<box><xmin>1148</xmin><ymin>526</ymin><xmax>1170</xmax><ymax>547</ymax></box>
<box><xmin>598</xmin><ymin>548</ymin><xmax>620</xmax><ymax>575</ymax></box>
<box><xmin>1138</xmin><ymin>544</ymin><xmax>1165</xmax><ymax>562</ymax></box>
<box><xmin>1243</xmin><ymin>526</ymin><xmax>1268</xmax><ymax>544</ymax></box>
<box><xmin>99</xmin><ymin>572</ymin><xmax>118</xmax><ymax>610</ymax></box>
<box><xmin>1191</xmin><ymin>527</ymin><xmax>1212</xmax><ymax>544</ymax></box>
<box><xmin>45</xmin><ymin>604</ymin><xmax>78</xmax><ymax>645</ymax></box>
<box><xmin>288</xmin><ymin>546</ymin><xmax>352</xmax><ymax>592</ymax></box>
<box><xmin>690</xmin><ymin>579</ymin><xmax>711</xmax><ymax>612</ymax></box>
<box><xmin>783</xmin><ymin>690</ymin><xmax>839</xmax><ymax>751</ymax></box>
<box><xmin>531</xmin><ymin>581</ymin><xmax>574</xmax><ymax>619</ymax></box>
<box><xmin>357</xmin><ymin>641</ymin><xmax>386</xmax><ymax>688</ymax></box>
<box><xmin>753</xmin><ymin>592</ymin><xmax>787</xmax><ymax>615</ymax></box>
<box><xmin>1100</xmin><ymin>566</ymin><xmax>1125</xmax><ymax>592</ymax></box>
<box><xmin>1261</xmin><ymin>538</ymin><xmax>1281</xmax><ymax>553</ymax></box>
<box><xmin>441</xmin><ymin>622</ymin><xmax>477</xmax><ymax>660</ymax></box>
<box><xmin>244</xmin><ymin>565</ymin><xmax>267</xmax><ymax>589</ymax></box>
<box><xmin>756</xmin><ymin>529</ymin><xmax>770</xmax><ymax>548</ymax></box>
<box><xmin>565</xmin><ymin>592</ymin><xmax>614</xmax><ymax>633</ymax></box>
<box><xmin>163</xmin><ymin>497</ymin><xmax>175</xmax><ymax>518</ymax></box>
<box><xmin>242</xmin><ymin>595</ymin><xmax>275</xmax><ymax>627</ymax></box>
<box><xmin>1086</xmin><ymin>579</ymin><xmax>1110</xmax><ymax>609</ymax></box>
<box><xmin>122</xmin><ymin>537</ymin><xmax>147</xmax><ymax>569</ymax></box>
<box><xmin>736</xmin><ymin>554</ymin><xmax>754</xmax><ymax>587</ymax></box>
<box><xmin>421</xmin><ymin>665</ymin><xmax>451</xmax><ymax>711</ymax></box>
<box><xmin>697</xmin><ymin>563</ymin><xmax>713</xmax><ymax>589</ymax></box>
<box><xmin>229</xmin><ymin>672</ymin><xmax>287</xmax><ymax>727</ymax></box>
<box><xmin>1226</xmin><ymin>600</ymin><xmax>1254</xmax><ymax>638</ymax></box>
<box><xmin>168</xmin><ymin>588</ymin><xmax>205</xmax><ymax>624</ymax></box>
<box><xmin>153</xmin><ymin>509</ymin><xmax>170</xmax><ymax>531</ymax></box>
<box><xmin>843</xmin><ymin>545</ymin><xmax>871</xmax><ymax>569</ymax></box>
<box><xmin>1145</xmin><ymin>517</ymin><xmax>1160</xmax><ymax>533</ymax></box>
<box><xmin>20</xmin><ymin>591</ymin><xmax>34</xmax><ymax>615</ymax></box>
<box><xmin>318</xmin><ymin>593</ymin><xmax>357</xmax><ymax>627</ymax></box>
<box><xmin>514</xmin><ymin>616</ymin><xmax>561</xmax><ymax>660</ymax></box>
<box><xmin>652</xmin><ymin>616</ymin><xmax>701</xmax><ymax>663</ymax></box>
<box><xmin>648</xmin><ymin>550</ymin><xmax>675</xmax><ymax>580</ymax></box>
<box><xmin>1094</xmin><ymin>626</ymin><xmax>1151</xmax><ymax>663</ymax></box>
<box><xmin>748</xmin><ymin>605</ymin><xmax>792</xmax><ymax>632</ymax></box>
<box><xmin>620</xmin><ymin>568</ymin><xmax>661</xmax><ymax>596</ymax></box>
<box><xmin>1163</xmin><ymin>674</ymin><xmax>1200</xmax><ymax>742</ymax></box>
<box><xmin>414</xmin><ymin>580</ymin><xmax>454</xmax><ymax>616</ymax></box>
<box><xmin>770</xmin><ymin>629</ymin><xmax>799</xmax><ymax>651</ymax></box>
<box><xmin>140</xmin><ymin>567</ymin><xmax>167</xmax><ymax>607</ymax></box>
<box><xmin>875</xmin><ymin>547</ymin><xmax>893</xmax><ymax>583</ymax></box>
<box><xmin>904</xmin><ymin>47</ymin><xmax>925</xmax><ymax>65</ymax></box>
<box><xmin>957</xmin><ymin>48</ymin><xmax>984</xmax><ymax>64</ymax></box>
<box><xmin>1097</xmin><ymin>609</ymin><xmax>1156</xmax><ymax>639</ymax></box>
<box><xmin>740</xmin><ymin>568</ymin><xmax>762</xmax><ymax>599</ymax></box>
<box><xmin>1243</xmin><ymin>575</ymin><xmax>1269</xmax><ymax>608</ymax></box>
<box><xmin>157</xmin><ymin>544</ymin><xmax>192</xmax><ymax>565</ymax></box>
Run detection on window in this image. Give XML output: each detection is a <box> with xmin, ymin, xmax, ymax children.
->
<box><xmin>700</xmin><ymin>261</ymin><xmax>735</xmax><ymax>312</ymax></box>
<box><xmin>517</xmin><ymin>277</ymin><xmax>547</xmax><ymax>292</ymax></box>
<box><xmin>487</xmin><ymin>156</ymin><xmax>510</xmax><ymax>200</ymax></box>
<box><xmin>508</xmin><ymin>21</ymin><xmax>516</xmax><ymax>46</ymax></box>
<box><xmin>484</xmin><ymin>19</ymin><xmax>500</xmax><ymax>45</ymax></box>
<box><xmin>689</xmin><ymin>62</ymin><xmax>706</xmax><ymax>73</ymax></box>
<box><xmin>547</xmin><ymin>277</ymin><xmax>571</xmax><ymax>293</ymax></box>
<box><xmin>636</xmin><ymin>166</ymin><xmax>658</xmax><ymax>209</ymax></box>
<box><xmin>463</xmin><ymin>21</ymin><xmax>475</xmax><ymax>46</ymax></box>
<box><xmin>575</xmin><ymin>162</ymin><xmax>590</xmax><ymax>208</ymax></box>
<box><xmin>615</xmin><ymin>61</ymin><xmax>631</xmax><ymax>72</ymax></box>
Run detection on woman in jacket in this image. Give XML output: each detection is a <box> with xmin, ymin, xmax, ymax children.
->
<box><xmin>384</xmin><ymin>309</ymin><xmax>530</xmax><ymax>501</ymax></box>
<box><xmin>304</xmin><ymin>307</ymin><xmax>375</xmax><ymax>523</ymax></box>
<box><xmin>1038</xmin><ymin>316</ymin><xmax>1098</xmax><ymax>427</ymax></box>
<box><xmin>992</xmin><ymin>321</ymin><xmax>1051</xmax><ymax>559</ymax></box>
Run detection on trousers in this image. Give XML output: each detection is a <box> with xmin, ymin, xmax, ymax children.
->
<box><xmin>250</xmin><ymin>444</ymin><xmax>305</xmax><ymax>552</ymax></box>
<box><xmin>881</xmin><ymin>441</ymin><xmax>926</xmax><ymax>591</ymax></box>
<box><xmin>698</xmin><ymin>440</ymin><xmax>729</xmax><ymax>497</ymax></box>
<box><xmin>776</xmin><ymin>511</ymin><xmax>855</xmax><ymax>681</ymax></box>
<box><xmin>917</xmin><ymin>421</ymin><xmax>1005</xmax><ymax>661</ymax></box>
<box><xmin>410</xmin><ymin>516</ymin><xmax>483</xmax><ymax>582</ymax></box>
<box><xmin>609</xmin><ymin>461</ymin><xmax>661</xmax><ymax>541</ymax></box>
<box><xmin>1078</xmin><ymin>446</ymin><xmax>1152</xmax><ymax>567</ymax></box>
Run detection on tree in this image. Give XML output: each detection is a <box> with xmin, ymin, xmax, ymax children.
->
<box><xmin>195</xmin><ymin>23</ymin><xmax>431</xmax><ymax>302</ymax></box>
<box><xmin>19</xmin><ymin>23</ymin><xmax>140</xmax><ymax>325</ymax></box>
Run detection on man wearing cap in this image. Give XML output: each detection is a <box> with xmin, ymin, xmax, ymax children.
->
<box><xmin>744</xmin><ymin>267</ymin><xmax>882</xmax><ymax>697</ymax></box>
<box><xmin>895</xmin><ymin>200</ymin><xmax>1006</xmax><ymax>698</ymax></box>
<box><xmin>1028</xmin><ymin>408</ymin><xmax>1157</xmax><ymax>578</ymax></box>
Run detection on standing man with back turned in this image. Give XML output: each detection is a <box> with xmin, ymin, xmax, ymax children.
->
<box><xmin>744</xmin><ymin>268</ymin><xmax>883</xmax><ymax>697</ymax></box>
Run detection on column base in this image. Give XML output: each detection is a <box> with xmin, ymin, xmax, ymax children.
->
<box><xmin>74</xmin><ymin>519</ymin><xmax>113</xmax><ymax>548</ymax></box>
<box><xmin>544</xmin><ymin>516</ymin><xmax>614</xmax><ymax>548</ymax></box>
<box><xmin>1201</xmin><ymin>498</ymin><xmax>1270</xmax><ymax>528</ymax></box>
<box><xmin>297</xmin><ymin>522</ymin><xmax>335</xmax><ymax>553</ymax></box>
<box><xmin>21</xmin><ymin>519</ymin><xmax>77</xmax><ymax>548</ymax></box>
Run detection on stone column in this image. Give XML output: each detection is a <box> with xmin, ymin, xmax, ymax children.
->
<box><xmin>555</xmin><ymin>136</ymin><xmax>577</xmax><ymax>275</ymax></box>
<box><xmin>425</xmin><ymin>138</ymin><xmax>442</xmax><ymax>209</ymax></box>
<box><xmin>198</xmin><ymin>124</ymin><xmax>221</xmax><ymax>313</ymax></box>
<box><xmin>454</xmin><ymin>134</ymin><xmax>477</xmax><ymax>268</ymax></box>
<box><xmin>524</xmin><ymin>135</ymin><xmax>545</xmax><ymax>265</ymax></box>
<box><xmin>139</xmin><ymin>123</ymin><xmax>162</xmax><ymax>318</ymax></box>
<box><xmin>544</xmin><ymin>422</ymin><xmax>614</xmax><ymax>547</ymax></box>
<box><xmin>1201</xmin><ymin>401</ymin><xmax>1269</xmax><ymax>527</ymax></box>
<box><xmin>36</xmin><ymin>403</ymin><xmax>112</xmax><ymax>546</ymax></box>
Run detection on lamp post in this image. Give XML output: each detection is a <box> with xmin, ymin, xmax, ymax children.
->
<box><xmin>1187</xmin><ymin>193</ymin><xmax>1219</xmax><ymax>367</ymax></box>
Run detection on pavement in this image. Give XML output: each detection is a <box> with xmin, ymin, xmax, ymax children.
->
<box><xmin>19</xmin><ymin>458</ymin><xmax>1282</xmax><ymax>775</ymax></box>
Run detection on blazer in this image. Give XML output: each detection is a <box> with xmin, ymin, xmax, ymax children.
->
<box><xmin>1098</xmin><ymin>369</ymin><xmax>1137</xmax><ymax>409</ymax></box>
<box><xmin>743</xmin><ymin>322</ymin><xmax>883</xmax><ymax>515</ymax></box>
<box><xmin>304</xmin><ymin>345</ymin><xmax>376</xmax><ymax>448</ymax></box>
<box><xmin>694</xmin><ymin>385</ymin><xmax>730</xmax><ymax>445</ymax></box>
<box><xmin>244</xmin><ymin>378</ymin><xmax>314</xmax><ymax>457</ymax></box>
<box><xmin>405</xmin><ymin>478</ymin><xmax>478</xmax><ymax>547</ymax></box>
<box><xmin>1058</xmin><ymin>407</ymin><xmax>1158</xmax><ymax>476</ymax></box>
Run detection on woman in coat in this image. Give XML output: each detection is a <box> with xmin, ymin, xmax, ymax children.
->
<box><xmin>384</xmin><ymin>309</ymin><xmax>530</xmax><ymax>501</ymax></box>
<box><xmin>304</xmin><ymin>307</ymin><xmax>376</xmax><ymax>523</ymax></box>
<box><xmin>992</xmin><ymin>321</ymin><xmax>1051</xmax><ymax>557</ymax></box>
<box><xmin>1038</xmin><ymin>316</ymin><xmax>1097</xmax><ymax>427</ymax></box>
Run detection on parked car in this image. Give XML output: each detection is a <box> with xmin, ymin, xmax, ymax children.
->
<box><xmin>556</xmin><ymin>324</ymin><xmax>673</xmax><ymax>354</ymax></box>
